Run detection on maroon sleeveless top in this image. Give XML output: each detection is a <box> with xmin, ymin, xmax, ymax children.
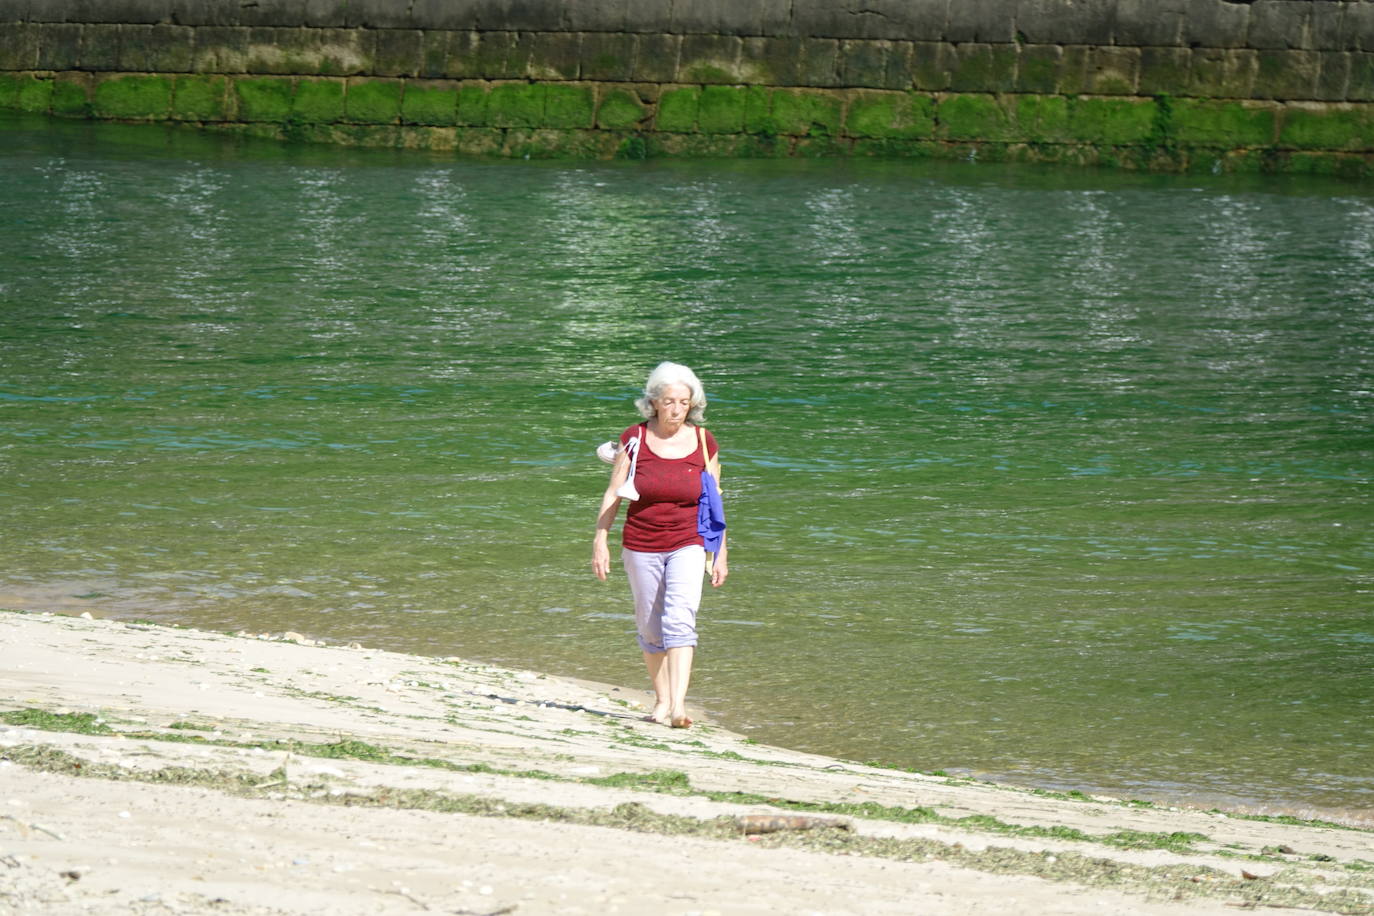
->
<box><xmin>620</xmin><ymin>423</ymin><xmax>719</xmax><ymax>553</ymax></box>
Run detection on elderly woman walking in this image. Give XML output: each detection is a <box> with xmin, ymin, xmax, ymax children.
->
<box><xmin>593</xmin><ymin>362</ymin><xmax>728</xmax><ymax>728</ymax></box>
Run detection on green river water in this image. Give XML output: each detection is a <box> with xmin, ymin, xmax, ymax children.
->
<box><xmin>1</xmin><ymin>113</ymin><xmax>1371</xmax><ymax>819</ymax></box>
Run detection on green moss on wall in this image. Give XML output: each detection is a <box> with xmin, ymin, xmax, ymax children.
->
<box><xmin>543</xmin><ymin>84</ymin><xmax>594</xmax><ymax>129</ymax></box>
<box><xmin>698</xmin><ymin>85</ymin><xmax>746</xmax><ymax>134</ymax></box>
<box><xmin>487</xmin><ymin>82</ymin><xmax>544</xmax><ymax>128</ymax></box>
<box><xmin>1278</xmin><ymin>105</ymin><xmax>1373</xmax><ymax>151</ymax></box>
<box><xmin>457</xmin><ymin>84</ymin><xmax>490</xmax><ymax>126</ymax></box>
<box><xmin>656</xmin><ymin>87</ymin><xmax>700</xmax><ymax>132</ymax></box>
<box><xmin>4</xmin><ymin>52</ymin><xmax>1369</xmax><ymax>176</ymax></box>
<box><xmin>14</xmin><ymin>74</ymin><xmax>52</xmax><ymax>113</ymax></box>
<box><xmin>93</xmin><ymin>75</ymin><xmax>171</xmax><ymax>120</ymax></box>
<box><xmin>401</xmin><ymin>83</ymin><xmax>458</xmax><ymax>126</ymax></box>
<box><xmin>846</xmin><ymin>91</ymin><xmax>935</xmax><ymax>139</ymax></box>
<box><xmin>172</xmin><ymin>75</ymin><xmax>228</xmax><ymax>121</ymax></box>
<box><xmin>937</xmin><ymin>94</ymin><xmax>1011</xmax><ymax>141</ymax></box>
<box><xmin>1067</xmin><ymin>97</ymin><xmax>1156</xmax><ymax>145</ymax></box>
<box><xmin>852</xmin><ymin>137</ymin><xmax>938</xmax><ymax>158</ymax></box>
<box><xmin>293</xmin><ymin>79</ymin><xmax>344</xmax><ymax>123</ymax></box>
<box><xmin>1286</xmin><ymin>150</ymin><xmax>1373</xmax><ymax>179</ymax></box>
<box><xmin>1014</xmin><ymin>94</ymin><xmax>1070</xmax><ymax>142</ymax></box>
<box><xmin>234</xmin><ymin>77</ymin><xmax>293</xmax><ymax>122</ymax></box>
<box><xmin>0</xmin><ymin>74</ymin><xmax>19</xmax><ymax>110</ymax></box>
<box><xmin>1171</xmin><ymin>99</ymin><xmax>1275</xmax><ymax>147</ymax></box>
<box><xmin>845</xmin><ymin>93</ymin><xmax>890</xmax><ymax>137</ymax></box>
<box><xmin>742</xmin><ymin>85</ymin><xmax>772</xmax><ymax>133</ymax></box>
<box><xmin>771</xmin><ymin>89</ymin><xmax>843</xmax><ymax>137</ymax></box>
<box><xmin>793</xmin><ymin>134</ymin><xmax>852</xmax><ymax>157</ymax></box>
<box><xmin>615</xmin><ymin>134</ymin><xmax>649</xmax><ymax>160</ymax></box>
<box><xmin>596</xmin><ymin>89</ymin><xmax>645</xmax><ymax>130</ymax></box>
<box><xmin>51</xmin><ymin>76</ymin><xmax>89</xmax><ymax>117</ymax></box>
<box><xmin>346</xmin><ymin>79</ymin><xmax>403</xmax><ymax>124</ymax></box>
<box><xmin>737</xmin><ymin>131</ymin><xmax>786</xmax><ymax>157</ymax></box>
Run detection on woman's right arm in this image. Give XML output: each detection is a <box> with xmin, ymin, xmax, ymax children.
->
<box><xmin>592</xmin><ymin>448</ymin><xmax>631</xmax><ymax>581</ymax></box>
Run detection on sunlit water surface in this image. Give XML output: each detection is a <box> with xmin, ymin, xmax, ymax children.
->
<box><xmin>2</xmin><ymin>114</ymin><xmax>1371</xmax><ymax>820</ymax></box>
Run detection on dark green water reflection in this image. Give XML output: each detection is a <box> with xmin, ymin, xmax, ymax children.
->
<box><xmin>2</xmin><ymin>114</ymin><xmax>1371</xmax><ymax>818</ymax></box>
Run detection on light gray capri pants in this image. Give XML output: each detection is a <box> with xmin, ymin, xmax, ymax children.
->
<box><xmin>622</xmin><ymin>544</ymin><xmax>705</xmax><ymax>653</ymax></box>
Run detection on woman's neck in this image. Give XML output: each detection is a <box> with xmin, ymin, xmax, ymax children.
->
<box><xmin>651</xmin><ymin>417</ymin><xmax>687</xmax><ymax>438</ymax></box>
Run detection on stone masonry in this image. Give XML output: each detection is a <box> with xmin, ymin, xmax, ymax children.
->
<box><xmin>1</xmin><ymin>0</ymin><xmax>1371</xmax><ymax>177</ymax></box>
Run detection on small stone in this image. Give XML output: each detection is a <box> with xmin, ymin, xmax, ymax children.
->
<box><xmin>479</xmin><ymin>886</ymin><xmax>493</xmax><ymax>895</ymax></box>
<box><xmin>283</xmin><ymin>631</ymin><xmax>307</xmax><ymax>643</ymax></box>
<box><xmin>79</xmin><ymin>612</ymin><xmax>94</xmax><ymax>620</ymax></box>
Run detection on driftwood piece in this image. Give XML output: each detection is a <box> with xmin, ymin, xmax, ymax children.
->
<box><xmin>0</xmin><ymin>814</ymin><xmax>65</xmax><ymax>841</ymax></box>
<box><xmin>736</xmin><ymin>814</ymin><xmax>852</xmax><ymax>835</ymax></box>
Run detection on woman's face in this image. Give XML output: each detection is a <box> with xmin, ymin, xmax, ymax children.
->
<box><xmin>653</xmin><ymin>383</ymin><xmax>693</xmax><ymax>426</ymax></box>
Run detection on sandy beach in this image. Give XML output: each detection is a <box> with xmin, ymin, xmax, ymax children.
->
<box><xmin>1</xmin><ymin>609</ymin><xmax>1371</xmax><ymax>915</ymax></box>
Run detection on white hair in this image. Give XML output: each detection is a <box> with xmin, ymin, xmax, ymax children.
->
<box><xmin>635</xmin><ymin>361</ymin><xmax>707</xmax><ymax>424</ymax></box>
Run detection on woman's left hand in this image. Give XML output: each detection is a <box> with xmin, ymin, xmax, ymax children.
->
<box><xmin>710</xmin><ymin>554</ymin><xmax>729</xmax><ymax>588</ymax></box>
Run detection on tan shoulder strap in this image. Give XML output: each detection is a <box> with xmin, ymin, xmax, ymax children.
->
<box><xmin>697</xmin><ymin>426</ymin><xmax>720</xmax><ymax>479</ymax></box>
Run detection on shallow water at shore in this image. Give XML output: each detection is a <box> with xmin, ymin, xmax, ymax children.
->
<box><xmin>2</xmin><ymin>113</ymin><xmax>1371</xmax><ymax>818</ymax></box>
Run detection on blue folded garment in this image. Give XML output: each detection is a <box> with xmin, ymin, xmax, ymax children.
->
<box><xmin>698</xmin><ymin>470</ymin><xmax>726</xmax><ymax>553</ymax></box>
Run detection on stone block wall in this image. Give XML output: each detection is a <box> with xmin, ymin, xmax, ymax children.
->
<box><xmin>1</xmin><ymin>0</ymin><xmax>1372</xmax><ymax>177</ymax></box>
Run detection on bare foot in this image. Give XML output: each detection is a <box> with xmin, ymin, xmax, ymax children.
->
<box><xmin>646</xmin><ymin>704</ymin><xmax>670</xmax><ymax>725</ymax></box>
<box><xmin>670</xmin><ymin>714</ymin><xmax>693</xmax><ymax>729</ymax></box>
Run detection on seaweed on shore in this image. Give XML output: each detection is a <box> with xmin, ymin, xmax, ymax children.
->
<box><xmin>5</xmin><ymin>743</ymin><xmax>1373</xmax><ymax>915</ymax></box>
<box><xmin>5</xmin><ymin>706</ymin><xmax>1365</xmax><ymax>862</ymax></box>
